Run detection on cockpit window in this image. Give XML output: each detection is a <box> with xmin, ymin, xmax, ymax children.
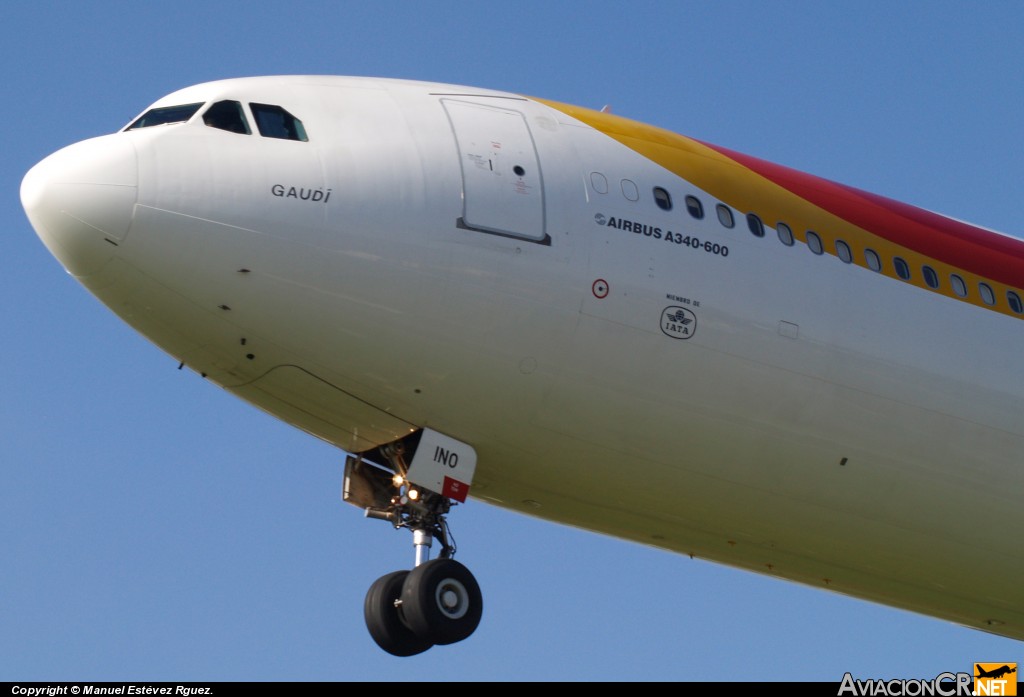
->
<box><xmin>127</xmin><ymin>102</ymin><xmax>203</xmax><ymax>130</ymax></box>
<box><xmin>203</xmin><ymin>100</ymin><xmax>251</xmax><ymax>134</ymax></box>
<box><xmin>250</xmin><ymin>103</ymin><xmax>308</xmax><ymax>141</ymax></box>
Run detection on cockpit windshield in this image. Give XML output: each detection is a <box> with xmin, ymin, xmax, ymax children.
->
<box><xmin>127</xmin><ymin>102</ymin><xmax>204</xmax><ymax>130</ymax></box>
<box><xmin>203</xmin><ymin>100</ymin><xmax>250</xmax><ymax>134</ymax></box>
<box><xmin>125</xmin><ymin>99</ymin><xmax>309</xmax><ymax>141</ymax></box>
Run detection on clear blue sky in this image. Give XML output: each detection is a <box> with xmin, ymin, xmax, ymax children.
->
<box><xmin>2</xmin><ymin>0</ymin><xmax>1021</xmax><ymax>681</ymax></box>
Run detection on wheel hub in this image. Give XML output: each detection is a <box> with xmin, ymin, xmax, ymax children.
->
<box><xmin>435</xmin><ymin>579</ymin><xmax>469</xmax><ymax>619</ymax></box>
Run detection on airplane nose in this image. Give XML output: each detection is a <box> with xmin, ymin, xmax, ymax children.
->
<box><xmin>21</xmin><ymin>135</ymin><xmax>138</xmax><ymax>276</ymax></box>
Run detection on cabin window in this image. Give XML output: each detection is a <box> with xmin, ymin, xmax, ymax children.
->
<box><xmin>654</xmin><ymin>187</ymin><xmax>673</xmax><ymax>211</ymax></box>
<box><xmin>950</xmin><ymin>274</ymin><xmax>967</xmax><ymax>298</ymax></box>
<box><xmin>979</xmin><ymin>283</ymin><xmax>995</xmax><ymax>306</ymax></box>
<box><xmin>835</xmin><ymin>239</ymin><xmax>853</xmax><ymax>263</ymax></box>
<box><xmin>127</xmin><ymin>102</ymin><xmax>203</xmax><ymax>130</ymax></box>
<box><xmin>776</xmin><ymin>222</ymin><xmax>794</xmax><ymax>246</ymax></box>
<box><xmin>203</xmin><ymin>100</ymin><xmax>250</xmax><ymax>134</ymax></box>
<box><xmin>806</xmin><ymin>231</ymin><xmax>823</xmax><ymax>255</ymax></box>
<box><xmin>251</xmin><ymin>103</ymin><xmax>308</xmax><ymax>141</ymax></box>
<box><xmin>746</xmin><ymin>213</ymin><xmax>765</xmax><ymax>237</ymax></box>
<box><xmin>894</xmin><ymin>257</ymin><xmax>911</xmax><ymax>280</ymax></box>
<box><xmin>922</xmin><ymin>265</ymin><xmax>940</xmax><ymax>289</ymax></box>
<box><xmin>716</xmin><ymin>204</ymin><xmax>734</xmax><ymax>228</ymax></box>
<box><xmin>621</xmin><ymin>179</ymin><xmax>639</xmax><ymax>201</ymax></box>
<box><xmin>1008</xmin><ymin>291</ymin><xmax>1023</xmax><ymax>314</ymax></box>
<box><xmin>865</xmin><ymin>249</ymin><xmax>882</xmax><ymax>272</ymax></box>
<box><xmin>684</xmin><ymin>195</ymin><xmax>703</xmax><ymax>219</ymax></box>
<box><xmin>590</xmin><ymin>172</ymin><xmax>608</xmax><ymax>194</ymax></box>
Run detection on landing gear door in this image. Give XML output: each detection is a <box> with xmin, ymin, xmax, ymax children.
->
<box><xmin>406</xmin><ymin>428</ymin><xmax>477</xmax><ymax>503</ymax></box>
<box><xmin>442</xmin><ymin>99</ymin><xmax>546</xmax><ymax>242</ymax></box>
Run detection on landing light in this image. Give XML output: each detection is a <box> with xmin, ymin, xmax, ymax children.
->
<box><xmin>392</xmin><ymin>474</ymin><xmax>405</xmax><ymax>488</ymax></box>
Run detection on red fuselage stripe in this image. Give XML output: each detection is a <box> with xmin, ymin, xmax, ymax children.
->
<box><xmin>699</xmin><ymin>141</ymin><xmax>1024</xmax><ymax>289</ymax></box>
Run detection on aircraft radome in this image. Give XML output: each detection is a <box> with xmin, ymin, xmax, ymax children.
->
<box><xmin>21</xmin><ymin>76</ymin><xmax>1024</xmax><ymax>655</ymax></box>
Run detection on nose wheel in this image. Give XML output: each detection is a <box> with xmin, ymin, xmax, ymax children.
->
<box><xmin>401</xmin><ymin>558</ymin><xmax>482</xmax><ymax>646</ymax></box>
<box><xmin>363</xmin><ymin>570</ymin><xmax>433</xmax><ymax>657</ymax></box>
<box><xmin>364</xmin><ymin>559</ymin><xmax>483</xmax><ymax>656</ymax></box>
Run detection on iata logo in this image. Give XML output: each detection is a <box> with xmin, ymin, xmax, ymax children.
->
<box><xmin>974</xmin><ymin>663</ymin><xmax>1017</xmax><ymax>696</ymax></box>
<box><xmin>661</xmin><ymin>306</ymin><xmax>696</xmax><ymax>339</ymax></box>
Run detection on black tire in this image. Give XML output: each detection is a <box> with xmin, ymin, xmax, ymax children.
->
<box><xmin>401</xmin><ymin>559</ymin><xmax>483</xmax><ymax>645</ymax></box>
<box><xmin>364</xmin><ymin>570</ymin><xmax>434</xmax><ymax>657</ymax></box>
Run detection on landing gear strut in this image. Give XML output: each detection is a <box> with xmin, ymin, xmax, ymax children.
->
<box><xmin>344</xmin><ymin>432</ymin><xmax>483</xmax><ymax>656</ymax></box>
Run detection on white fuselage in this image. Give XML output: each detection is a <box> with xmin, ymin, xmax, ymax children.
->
<box><xmin>21</xmin><ymin>76</ymin><xmax>1024</xmax><ymax>640</ymax></box>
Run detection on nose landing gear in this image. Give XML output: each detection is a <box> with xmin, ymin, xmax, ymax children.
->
<box><xmin>361</xmin><ymin>511</ymin><xmax>483</xmax><ymax>656</ymax></box>
<box><xmin>344</xmin><ymin>431</ymin><xmax>483</xmax><ymax>656</ymax></box>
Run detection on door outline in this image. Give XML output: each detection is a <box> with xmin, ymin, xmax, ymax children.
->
<box><xmin>442</xmin><ymin>99</ymin><xmax>550</xmax><ymax>246</ymax></box>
